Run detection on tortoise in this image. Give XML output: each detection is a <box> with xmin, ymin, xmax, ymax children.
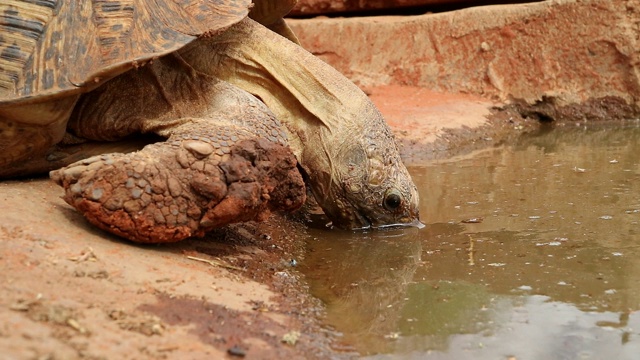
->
<box><xmin>0</xmin><ymin>0</ymin><xmax>422</xmax><ymax>243</ymax></box>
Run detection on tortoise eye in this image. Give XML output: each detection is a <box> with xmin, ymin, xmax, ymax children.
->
<box><xmin>384</xmin><ymin>189</ymin><xmax>403</xmax><ymax>211</ymax></box>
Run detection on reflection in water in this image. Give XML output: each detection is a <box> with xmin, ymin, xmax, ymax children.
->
<box><xmin>301</xmin><ymin>124</ymin><xmax>640</xmax><ymax>359</ymax></box>
<box><xmin>302</xmin><ymin>227</ymin><xmax>423</xmax><ymax>354</ymax></box>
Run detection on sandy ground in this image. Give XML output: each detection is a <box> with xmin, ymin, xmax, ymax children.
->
<box><xmin>0</xmin><ymin>86</ymin><xmax>532</xmax><ymax>359</ymax></box>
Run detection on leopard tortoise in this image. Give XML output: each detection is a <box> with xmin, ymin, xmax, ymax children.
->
<box><xmin>0</xmin><ymin>0</ymin><xmax>422</xmax><ymax>242</ymax></box>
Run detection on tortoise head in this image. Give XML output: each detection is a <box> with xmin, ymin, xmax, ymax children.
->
<box><xmin>306</xmin><ymin>102</ymin><xmax>423</xmax><ymax>230</ymax></box>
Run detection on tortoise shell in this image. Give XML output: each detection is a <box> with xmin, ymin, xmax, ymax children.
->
<box><xmin>0</xmin><ymin>0</ymin><xmax>251</xmax><ymax>105</ymax></box>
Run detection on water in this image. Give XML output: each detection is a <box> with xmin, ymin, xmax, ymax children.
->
<box><xmin>300</xmin><ymin>124</ymin><xmax>640</xmax><ymax>359</ymax></box>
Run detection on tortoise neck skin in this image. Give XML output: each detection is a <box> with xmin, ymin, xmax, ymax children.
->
<box><xmin>181</xmin><ymin>18</ymin><xmax>422</xmax><ymax>230</ymax></box>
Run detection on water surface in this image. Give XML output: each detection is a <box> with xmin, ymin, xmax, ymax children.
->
<box><xmin>300</xmin><ymin>124</ymin><xmax>640</xmax><ymax>359</ymax></box>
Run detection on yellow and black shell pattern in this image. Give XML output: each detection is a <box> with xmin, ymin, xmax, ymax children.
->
<box><xmin>0</xmin><ymin>0</ymin><xmax>251</xmax><ymax>105</ymax></box>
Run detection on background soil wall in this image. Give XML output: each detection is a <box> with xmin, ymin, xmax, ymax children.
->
<box><xmin>288</xmin><ymin>0</ymin><xmax>640</xmax><ymax>108</ymax></box>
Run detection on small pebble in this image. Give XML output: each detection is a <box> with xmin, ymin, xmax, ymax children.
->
<box><xmin>227</xmin><ymin>345</ymin><xmax>246</xmax><ymax>357</ymax></box>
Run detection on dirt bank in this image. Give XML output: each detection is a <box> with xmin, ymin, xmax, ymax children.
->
<box><xmin>0</xmin><ymin>179</ymin><xmax>335</xmax><ymax>359</ymax></box>
<box><xmin>288</xmin><ymin>0</ymin><xmax>640</xmax><ymax>109</ymax></box>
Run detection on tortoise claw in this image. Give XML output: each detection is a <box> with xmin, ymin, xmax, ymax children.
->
<box><xmin>50</xmin><ymin>155</ymin><xmax>105</xmax><ymax>183</ymax></box>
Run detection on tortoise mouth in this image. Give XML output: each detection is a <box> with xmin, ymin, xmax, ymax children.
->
<box><xmin>376</xmin><ymin>218</ymin><xmax>426</xmax><ymax>230</ymax></box>
<box><xmin>350</xmin><ymin>212</ymin><xmax>425</xmax><ymax>231</ymax></box>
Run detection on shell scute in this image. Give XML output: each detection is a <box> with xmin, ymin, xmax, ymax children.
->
<box><xmin>0</xmin><ymin>0</ymin><xmax>251</xmax><ymax>105</ymax></box>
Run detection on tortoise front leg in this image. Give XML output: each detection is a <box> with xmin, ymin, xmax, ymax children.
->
<box><xmin>51</xmin><ymin>124</ymin><xmax>304</xmax><ymax>243</ymax></box>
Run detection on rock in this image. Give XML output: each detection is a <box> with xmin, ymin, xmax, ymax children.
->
<box><xmin>291</xmin><ymin>0</ymin><xmax>465</xmax><ymax>15</ymax></box>
<box><xmin>290</xmin><ymin>0</ymin><xmax>540</xmax><ymax>15</ymax></box>
<box><xmin>288</xmin><ymin>0</ymin><xmax>640</xmax><ymax>108</ymax></box>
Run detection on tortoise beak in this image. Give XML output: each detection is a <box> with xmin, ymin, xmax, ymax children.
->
<box><xmin>406</xmin><ymin>206</ymin><xmax>425</xmax><ymax>229</ymax></box>
<box><xmin>405</xmin><ymin>218</ymin><xmax>426</xmax><ymax>229</ymax></box>
<box><xmin>384</xmin><ymin>202</ymin><xmax>424</xmax><ymax>229</ymax></box>
<box><xmin>372</xmin><ymin>217</ymin><xmax>425</xmax><ymax>230</ymax></box>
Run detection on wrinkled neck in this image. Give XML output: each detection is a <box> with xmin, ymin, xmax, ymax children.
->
<box><xmin>179</xmin><ymin>18</ymin><xmax>370</xmax><ymax>188</ymax></box>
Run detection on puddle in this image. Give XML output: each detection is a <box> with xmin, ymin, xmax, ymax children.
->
<box><xmin>300</xmin><ymin>123</ymin><xmax>640</xmax><ymax>359</ymax></box>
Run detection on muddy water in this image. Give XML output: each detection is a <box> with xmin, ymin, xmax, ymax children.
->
<box><xmin>300</xmin><ymin>124</ymin><xmax>640</xmax><ymax>359</ymax></box>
